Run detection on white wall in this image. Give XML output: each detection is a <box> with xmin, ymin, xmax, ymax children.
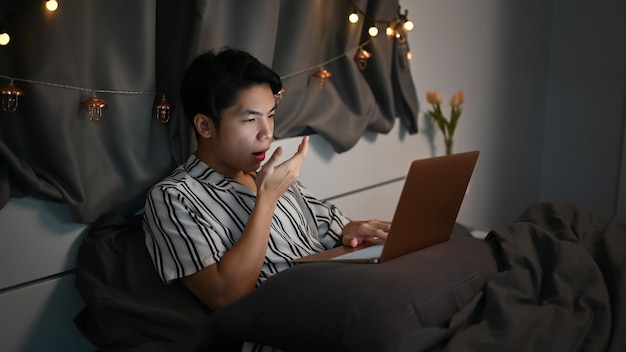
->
<box><xmin>0</xmin><ymin>198</ymin><xmax>92</xmax><ymax>351</ymax></box>
<box><xmin>1</xmin><ymin>0</ymin><xmax>625</xmax><ymax>350</ymax></box>
<box><xmin>405</xmin><ymin>0</ymin><xmax>554</xmax><ymax>228</ymax></box>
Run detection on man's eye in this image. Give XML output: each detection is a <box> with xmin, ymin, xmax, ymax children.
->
<box><xmin>268</xmin><ymin>114</ymin><xmax>275</xmax><ymax>119</ymax></box>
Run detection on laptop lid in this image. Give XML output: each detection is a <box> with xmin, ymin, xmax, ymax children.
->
<box><xmin>377</xmin><ymin>150</ymin><xmax>478</xmax><ymax>262</ymax></box>
<box><xmin>292</xmin><ymin>150</ymin><xmax>479</xmax><ymax>264</ymax></box>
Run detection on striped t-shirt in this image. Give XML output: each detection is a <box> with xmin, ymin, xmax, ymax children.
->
<box><xmin>143</xmin><ymin>154</ymin><xmax>348</xmax><ymax>285</ymax></box>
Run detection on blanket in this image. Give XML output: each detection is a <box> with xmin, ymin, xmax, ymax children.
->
<box><xmin>405</xmin><ymin>202</ymin><xmax>626</xmax><ymax>352</ymax></box>
<box><xmin>75</xmin><ymin>202</ymin><xmax>625</xmax><ymax>351</ymax></box>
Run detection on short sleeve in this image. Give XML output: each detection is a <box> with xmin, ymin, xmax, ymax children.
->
<box><xmin>294</xmin><ymin>181</ymin><xmax>348</xmax><ymax>249</ymax></box>
<box><xmin>143</xmin><ymin>185</ymin><xmax>227</xmax><ymax>284</ymax></box>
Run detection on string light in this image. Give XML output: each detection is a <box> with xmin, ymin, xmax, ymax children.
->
<box><xmin>395</xmin><ymin>31</ymin><xmax>405</xmax><ymax>43</ymax></box>
<box><xmin>45</xmin><ymin>0</ymin><xmax>59</xmax><ymax>12</ymax></box>
<box><xmin>1</xmin><ymin>80</ymin><xmax>24</xmax><ymax>112</ymax></box>
<box><xmin>403</xmin><ymin>20</ymin><xmax>414</xmax><ymax>31</ymax></box>
<box><xmin>81</xmin><ymin>94</ymin><xmax>107</xmax><ymax>123</ymax></box>
<box><xmin>348</xmin><ymin>11</ymin><xmax>359</xmax><ymax>24</ymax></box>
<box><xmin>0</xmin><ymin>74</ymin><xmax>170</xmax><ymax>123</ymax></box>
<box><xmin>1</xmin><ymin>2</ymin><xmax>414</xmax><ymax>118</ymax></box>
<box><xmin>0</xmin><ymin>32</ymin><xmax>10</xmax><ymax>46</ymax></box>
<box><xmin>274</xmin><ymin>87</ymin><xmax>286</xmax><ymax>105</ymax></box>
<box><xmin>347</xmin><ymin>2</ymin><xmax>413</xmax><ymax>41</ymax></box>
<box><xmin>354</xmin><ymin>48</ymin><xmax>372</xmax><ymax>70</ymax></box>
<box><xmin>153</xmin><ymin>94</ymin><xmax>172</xmax><ymax>123</ymax></box>
<box><xmin>368</xmin><ymin>26</ymin><xmax>379</xmax><ymax>37</ymax></box>
<box><xmin>312</xmin><ymin>68</ymin><xmax>332</xmax><ymax>88</ymax></box>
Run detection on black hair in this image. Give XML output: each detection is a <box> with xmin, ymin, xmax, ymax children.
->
<box><xmin>179</xmin><ymin>47</ymin><xmax>283</xmax><ymax>132</ymax></box>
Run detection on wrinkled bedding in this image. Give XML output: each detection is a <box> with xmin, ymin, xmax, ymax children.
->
<box><xmin>75</xmin><ymin>202</ymin><xmax>625</xmax><ymax>351</ymax></box>
<box><xmin>405</xmin><ymin>202</ymin><xmax>626</xmax><ymax>352</ymax></box>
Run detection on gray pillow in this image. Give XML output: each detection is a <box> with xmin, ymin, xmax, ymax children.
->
<box><xmin>209</xmin><ymin>235</ymin><xmax>498</xmax><ymax>351</ymax></box>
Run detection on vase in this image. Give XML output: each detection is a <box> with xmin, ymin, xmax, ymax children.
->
<box><xmin>445</xmin><ymin>138</ymin><xmax>453</xmax><ymax>155</ymax></box>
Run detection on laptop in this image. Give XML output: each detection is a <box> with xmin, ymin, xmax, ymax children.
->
<box><xmin>292</xmin><ymin>150</ymin><xmax>479</xmax><ymax>264</ymax></box>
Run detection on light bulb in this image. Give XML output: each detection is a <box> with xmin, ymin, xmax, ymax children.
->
<box><xmin>368</xmin><ymin>26</ymin><xmax>379</xmax><ymax>37</ymax></box>
<box><xmin>403</xmin><ymin>20</ymin><xmax>414</xmax><ymax>31</ymax></box>
<box><xmin>407</xmin><ymin>52</ymin><xmax>412</xmax><ymax>60</ymax></box>
<box><xmin>0</xmin><ymin>32</ymin><xmax>10</xmax><ymax>46</ymax></box>
<box><xmin>82</xmin><ymin>96</ymin><xmax>107</xmax><ymax>123</ymax></box>
<box><xmin>348</xmin><ymin>12</ymin><xmax>359</xmax><ymax>24</ymax></box>
<box><xmin>354</xmin><ymin>48</ymin><xmax>372</xmax><ymax>70</ymax></box>
<box><xmin>312</xmin><ymin>68</ymin><xmax>332</xmax><ymax>89</ymax></box>
<box><xmin>1</xmin><ymin>81</ymin><xmax>24</xmax><ymax>112</ymax></box>
<box><xmin>386</xmin><ymin>26</ymin><xmax>394</xmax><ymax>36</ymax></box>
<box><xmin>153</xmin><ymin>95</ymin><xmax>172</xmax><ymax>123</ymax></box>
<box><xmin>274</xmin><ymin>87</ymin><xmax>286</xmax><ymax>105</ymax></box>
<box><xmin>46</xmin><ymin>0</ymin><xmax>59</xmax><ymax>12</ymax></box>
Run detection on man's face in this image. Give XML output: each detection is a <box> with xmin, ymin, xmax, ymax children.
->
<box><xmin>209</xmin><ymin>83</ymin><xmax>277</xmax><ymax>176</ymax></box>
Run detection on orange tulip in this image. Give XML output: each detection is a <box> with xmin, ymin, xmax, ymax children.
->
<box><xmin>450</xmin><ymin>90</ymin><xmax>464</xmax><ymax>107</ymax></box>
<box><xmin>426</xmin><ymin>89</ymin><xmax>464</xmax><ymax>155</ymax></box>
<box><xmin>426</xmin><ymin>90</ymin><xmax>442</xmax><ymax>104</ymax></box>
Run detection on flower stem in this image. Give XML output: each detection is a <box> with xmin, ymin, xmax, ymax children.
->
<box><xmin>445</xmin><ymin>138</ymin><xmax>453</xmax><ymax>155</ymax></box>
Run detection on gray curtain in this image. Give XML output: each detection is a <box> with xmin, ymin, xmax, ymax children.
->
<box><xmin>0</xmin><ymin>0</ymin><xmax>418</xmax><ymax>223</ymax></box>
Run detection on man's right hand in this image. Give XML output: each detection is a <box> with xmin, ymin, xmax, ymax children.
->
<box><xmin>255</xmin><ymin>136</ymin><xmax>309</xmax><ymax>203</ymax></box>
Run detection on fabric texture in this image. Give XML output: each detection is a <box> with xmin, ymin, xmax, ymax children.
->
<box><xmin>74</xmin><ymin>202</ymin><xmax>626</xmax><ymax>351</ymax></box>
<box><xmin>74</xmin><ymin>212</ymin><xmax>242</xmax><ymax>351</ymax></box>
<box><xmin>207</xmin><ymin>202</ymin><xmax>626</xmax><ymax>352</ymax></box>
<box><xmin>143</xmin><ymin>154</ymin><xmax>347</xmax><ymax>285</ymax></box>
<box><xmin>402</xmin><ymin>202</ymin><xmax>626</xmax><ymax>352</ymax></box>
<box><xmin>208</xmin><ymin>233</ymin><xmax>498</xmax><ymax>352</ymax></box>
<box><xmin>0</xmin><ymin>0</ymin><xmax>418</xmax><ymax>223</ymax></box>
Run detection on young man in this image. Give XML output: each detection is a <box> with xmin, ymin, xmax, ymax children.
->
<box><xmin>143</xmin><ymin>48</ymin><xmax>390</xmax><ymax>311</ymax></box>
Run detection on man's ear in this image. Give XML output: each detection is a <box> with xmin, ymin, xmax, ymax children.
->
<box><xmin>194</xmin><ymin>114</ymin><xmax>214</xmax><ymax>140</ymax></box>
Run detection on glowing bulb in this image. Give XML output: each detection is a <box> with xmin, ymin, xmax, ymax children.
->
<box><xmin>0</xmin><ymin>32</ymin><xmax>10</xmax><ymax>46</ymax></box>
<box><xmin>46</xmin><ymin>0</ymin><xmax>59</xmax><ymax>12</ymax></box>
<box><xmin>403</xmin><ymin>20</ymin><xmax>414</xmax><ymax>31</ymax></box>
<box><xmin>368</xmin><ymin>26</ymin><xmax>379</xmax><ymax>37</ymax></box>
<box><xmin>386</xmin><ymin>26</ymin><xmax>394</xmax><ymax>36</ymax></box>
<box><xmin>407</xmin><ymin>52</ymin><xmax>412</xmax><ymax>60</ymax></box>
<box><xmin>348</xmin><ymin>12</ymin><xmax>359</xmax><ymax>24</ymax></box>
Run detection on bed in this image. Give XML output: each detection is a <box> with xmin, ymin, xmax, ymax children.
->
<box><xmin>74</xmin><ymin>201</ymin><xmax>626</xmax><ymax>351</ymax></box>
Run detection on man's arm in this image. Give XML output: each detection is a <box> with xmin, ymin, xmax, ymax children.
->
<box><xmin>181</xmin><ymin>137</ymin><xmax>309</xmax><ymax>310</ymax></box>
<box><xmin>181</xmin><ymin>193</ymin><xmax>277</xmax><ymax>309</ymax></box>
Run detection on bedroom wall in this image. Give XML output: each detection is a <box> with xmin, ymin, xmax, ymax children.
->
<box><xmin>1</xmin><ymin>0</ymin><xmax>625</xmax><ymax>351</ymax></box>
<box><xmin>540</xmin><ymin>0</ymin><xmax>626</xmax><ymax>217</ymax></box>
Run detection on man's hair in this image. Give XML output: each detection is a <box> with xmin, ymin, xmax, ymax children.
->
<box><xmin>180</xmin><ymin>47</ymin><xmax>283</xmax><ymax>131</ymax></box>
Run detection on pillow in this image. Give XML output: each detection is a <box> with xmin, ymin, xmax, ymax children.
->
<box><xmin>74</xmin><ymin>212</ymin><xmax>241</xmax><ymax>351</ymax></box>
<box><xmin>209</xmin><ymin>234</ymin><xmax>498</xmax><ymax>352</ymax></box>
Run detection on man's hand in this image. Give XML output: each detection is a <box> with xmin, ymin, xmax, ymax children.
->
<box><xmin>255</xmin><ymin>136</ymin><xmax>309</xmax><ymax>203</ymax></box>
<box><xmin>342</xmin><ymin>219</ymin><xmax>391</xmax><ymax>247</ymax></box>
<box><xmin>182</xmin><ymin>136</ymin><xmax>310</xmax><ymax>310</ymax></box>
